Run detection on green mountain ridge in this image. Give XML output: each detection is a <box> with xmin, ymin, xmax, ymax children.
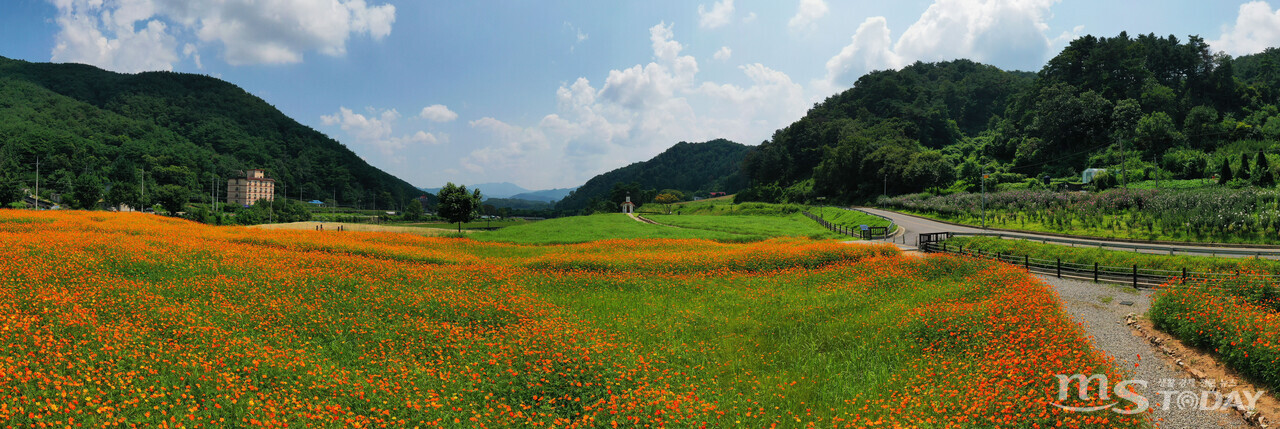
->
<box><xmin>555</xmin><ymin>139</ymin><xmax>751</xmax><ymax>212</ymax></box>
<box><xmin>0</xmin><ymin>56</ymin><xmax>427</xmax><ymax>211</ymax></box>
<box><xmin>740</xmin><ymin>33</ymin><xmax>1280</xmax><ymax>203</ymax></box>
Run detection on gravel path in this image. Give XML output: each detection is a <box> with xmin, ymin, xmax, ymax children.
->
<box><xmin>1038</xmin><ymin>275</ymin><xmax>1245</xmax><ymax>428</ymax></box>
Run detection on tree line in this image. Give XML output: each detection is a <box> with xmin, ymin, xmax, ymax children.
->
<box><xmin>739</xmin><ymin>33</ymin><xmax>1280</xmax><ymax>203</ymax></box>
<box><xmin>0</xmin><ymin>56</ymin><xmax>432</xmax><ymax>220</ymax></box>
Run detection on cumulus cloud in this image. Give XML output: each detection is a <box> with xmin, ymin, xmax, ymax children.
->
<box><xmin>50</xmin><ymin>0</ymin><xmax>179</xmax><ymax>73</ymax></box>
<box><xmin>322</xmin><ymin>107</ymin><xmax>442</xmax><ymax>155</ymax></box>
<box><xmin>788</xmin><ymin>0</ymin><xmax>828</xmax><ymax>32</ymax></box>
<box><xmin>420</xmin><ymin>105</ymin><xmax>459</xmax><ymax>123</ymax></box>
<box><xmin>47</xmin><ymin>0</ymin><xmax>396</xmax><ymax>72</ymax></box>
<box><xmin>1211</xmin><ymin>1</ymin><xmax>1280</xmax><ymax>56</ymax></box>
<box><xmin>698</xmin><ymin>0</ymin><xmax>735</xmax><ymax>29</ymax></box>
<box><xmin>714</xmin><ymin>46</ymin><xmax>733</xmax><ymax>61</ymax></box>
<box><xmin>463</xmin><ymin>23</ymin><xmax>808</xmax><ymax>188</ymax></box>
<box><xmin>818</xmin><ymin>0</ymin><xmax>1058</xmax><ymax>91</ymax></box>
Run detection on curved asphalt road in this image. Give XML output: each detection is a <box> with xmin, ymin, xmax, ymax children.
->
<box><xmin>856</xmin><ymin>206</ymin><xmax>1280</xmax><ymax>259</ymax></box>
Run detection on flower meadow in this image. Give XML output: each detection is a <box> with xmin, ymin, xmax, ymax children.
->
<box><xmin>1151</xmin><ymin>274</ymin><xmax>1280</xmax><ymax>394</ymax></box>
<box><xmin>0</xmin><ymin>211</ymin><xmax>1142</xmax><ymax>427</ymax></box>
<box><xmin>884</xmin><ymin>187</ymin><xmax>1280</xmax><ymax>244</ymax></box>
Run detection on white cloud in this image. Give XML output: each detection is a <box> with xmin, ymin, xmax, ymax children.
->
<box><xmin>788</xmin><ymin>0</ymin><xmax>829</xmax><ymax>32</ymax></box>
<box><xmin>714</xmin><ymin>46</ymin><xmax>733</xmax><ymax>61</ymax></box>
<box><xmin>743</xmin><ymin>12</ymin><xmax>757</xmax><ymax>24</ymax></box>
<box><xmin>698</xmin><ymin>0</ymin><xmax>735</xmax><ymax>29</ymax></box>
<box><xmin>463</xmin><ymin>23</ymin><xmax>808</xmax><ymax>188</ymax></box>
<box><xmin>420</xmin><ymin>105</ymin><xmax>459</xmax><ymax>123</ymax></box>
<box><xmin>564</xmin><ymin>21</ymin><xmax>589</xmax><ymax>52</ymax></box>
<box><xmin>322</xmin><ymin>107</ymin><xmax>442</xmax><ymax>155</ymax></box>
<box><xmin>818</xmin><ymin>0</ymin><xmax>1058</xmax><ymax>91</ymax></box>
<box><xmin>818</xmin><ymin>17</ymin><xmax>905</xmax><ymax>92</ymax></box>
<box><xmin>47</xmin><ymin>0</ymin><xmax>396</xmax><ymax>72</ymax></box>
<box><xmin>1210</xmin><ymin>1</ymin><xmax>1280</xmax><ymax>56</ymax></box>
<box><xmin>50</xmin><ymin>0</ymin><xmax>179</xmax><ymax>73</ymax></box>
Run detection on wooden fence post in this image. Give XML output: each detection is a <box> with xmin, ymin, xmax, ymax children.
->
<box><xmin>1181</xmin><ymin>267</ymin><xmax>1187</xmax><ymax>283</ymax></box>
<box><xmin>1094</xmin><ymin>262</ymin><xmax>1099</xmax><ymax>283</ymax></box>
<box><xmin>1056</xmin><ymin>258</ymin><xmax>1061</xmax><ymax>278</ymax></box>
<box><xmin>1132</xmin><ymin>264</ymin><xmax>1138</xmax><ymax>289</ymax></box>
<box><xmin>1024</xmin><ymin>255</ymin><xmax>1029</xmax><ymax>270</ymax></box>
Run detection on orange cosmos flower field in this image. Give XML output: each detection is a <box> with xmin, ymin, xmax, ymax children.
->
<box><xmin>0</xmin><ymin>211</ymin><xmax>1140</xmax><ymax>427</ymax></box>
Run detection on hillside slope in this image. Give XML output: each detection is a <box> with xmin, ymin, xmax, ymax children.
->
<box><xmin>742</xmin><ymin>33</ymin><xmax>1280</xmax><ymax>202</ymax></box>
<box><xmin>556</xmin><ymin>139</ymin><xmax>750</xmax><ymax>212</ymax></box>
<box><xmin>0</xmin><ymin>56</ymin><xmax>427</xmax><ymax>210</ymax></box>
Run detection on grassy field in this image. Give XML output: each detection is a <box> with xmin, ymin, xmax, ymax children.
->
<box><xmin>639</xmin><ymin>199</ymin><xmax>894</xmax><ymax>238</ymax></box>
<box><xmin>470</xmin><ymin>213</ymin><xmax>766</xmax><ymax>244</ymax></box>
<box><xmin>0</xmin><ymin>210</ymin><xmax>1138</xmax><ymax>427</ymax></box>
<box><xmin>403</xmin><ymin>219</ymin><xmax>531</xmax><ymax>230</ymax></box>
<box><xmin>647</xmin><ymin>213</ymin><xmax>848</xmax><ymax>239</ymax></box>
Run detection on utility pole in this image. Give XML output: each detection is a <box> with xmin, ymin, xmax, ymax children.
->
<box><xmin>1119</xmin><ymin>136</ymin><xmax>1126</xmax><ymax>190</ymax></box>
<box><xmin>981</xmin><ymin>167</ymin><xmax>987</xmax><ymax>230</ymax></box>
<box><xmin>33</xmin><ymin>157</ymin><xmax>39</xmax><ymax>210</ymax></box>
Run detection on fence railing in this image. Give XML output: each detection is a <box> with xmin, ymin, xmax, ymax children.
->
<box><xmin>919</xmin><ymin>238</ymin><xmax>1280</xmax><ymax>289</ymax></box>
<box><xmin>802</xmin><ymin>210</ymin><xmax>895</xmax><ymax>240</ymax></box>
<box><xmin>946</xmin><ymin>231</ymin><xmax>1280</xmax><ymax>259</ymax></box>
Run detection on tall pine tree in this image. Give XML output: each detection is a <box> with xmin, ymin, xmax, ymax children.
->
<box><xmin>1257</xmin><ymin>152</ymin><xmax>1275</xmax><ymax>187</ymax></box>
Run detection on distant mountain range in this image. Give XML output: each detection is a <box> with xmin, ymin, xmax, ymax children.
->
<box><xmin>419</xmin><ymin>182</ymin><xmax>576</xmax><ymax>202</ymax></box>
<box><xmin>0</xmin><ymin>56</ymin><xmax>427</xmax><ymax>209</ymax></box>
<box><xmin>555</xmin><ymin>139</ymin><xmax>751</xmax><ymax>212</ymax></box>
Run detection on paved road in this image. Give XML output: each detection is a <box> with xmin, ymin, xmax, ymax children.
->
<box><xmin>855</xmin><ymin>207</ymin><xmax>1280</xmax><ymax>259</ymax></box>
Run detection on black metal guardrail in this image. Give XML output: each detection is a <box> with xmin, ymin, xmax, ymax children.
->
<box><xmin>802</xmin><ymin>210</ymin><xmax>896</xmax><ymax>240</ymax></box>
<box><xmin>917</xmin><ymin>232</ymin><xmax>1280</xmax><ymax>289</ymax></box>
<box><xmin>940</xmin><ymin>230</ymin><xmax>1280</xmax><ymax>259</ymax></box>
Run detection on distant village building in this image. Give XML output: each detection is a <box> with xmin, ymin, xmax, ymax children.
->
<box><xmin>709</xmin><ymin>192</ymin><xmax>727</xmax><ymax>197</ymax></box>
<box><xmin>1082</xmin><ymin>168</ymin><xmax>1107</xmax><ymax>184</ymax></box>
<box><xmin>227</xmin><ymin>169</ymin><xmax>275</xmax><ymax>207</ymax></box>
<box><xmin>620</xmin><ymin>196</ymin><xmax>635</xmax><ymax>214</ymax></box>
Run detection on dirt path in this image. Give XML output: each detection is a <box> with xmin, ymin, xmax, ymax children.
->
<box><xmin>1038</xmin><ymin>275</ymin><xmax>1249</xmax><ymax>428</ymax></box>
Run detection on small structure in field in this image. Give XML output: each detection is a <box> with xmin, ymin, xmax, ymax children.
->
<box><xmin>1082</xmin><ymin>168</ymin><xmax>1107</xmax><ymax>184</ymax></box>
<box><xmin>620</xmin><ymin>196</ymin><xmax>635</xmax><ymax>214</ymax></box>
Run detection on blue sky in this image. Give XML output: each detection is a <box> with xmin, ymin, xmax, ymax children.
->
<box><xmin>2</xmin><ymin>1</ymin><xmax>1278</xmax><ymax>189</ymax></box>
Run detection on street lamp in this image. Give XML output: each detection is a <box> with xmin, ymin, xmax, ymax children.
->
<box><xmin>816</xmin><ymin>196</ymin><xmax>826</xmax><ymax>220</ymax></box>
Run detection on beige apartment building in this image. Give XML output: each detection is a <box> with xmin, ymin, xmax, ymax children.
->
<box><xmin>227</xmin><ymin>169</ymin><xmax>275</xmax><ymax>206</ymax></box>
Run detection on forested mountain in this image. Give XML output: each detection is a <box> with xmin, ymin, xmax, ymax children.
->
<box><xmin>0</xmin><ymin>56</ymin><xmax>427</xmax><ymax>211</ymax></box>
<box><xmin>741</xmin><ymin>33</ymin><xmax>1280</xmax><ymax>203</ymax></box>
<box><xmin>556</xmin><ymin>139</ymin><xmax>750</xmax><ymax>212</ymax></box>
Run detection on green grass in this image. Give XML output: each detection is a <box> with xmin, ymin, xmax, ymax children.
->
<box><xmin>470</xmin><ymin>213</ymin><xmax>769</xmax><ymax>244</ymax></box>
<box><xmin>1123</xmin><ymin>179</ymin><xmax>1215</xmax><ymax>190</ymax></box>
<box><xmin>647</xmin><ymin>213</ymin><xmax>848</xmax><ymax>239</ymax></box>
<box><xmin>402</xmin><ymin>219</ymin><xmax>531</xmax><ymax>230</ymax></box>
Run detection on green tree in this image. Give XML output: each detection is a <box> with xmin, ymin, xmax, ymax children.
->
<box><xmin>69</xmin><ymin>174</ymin><xmax>104</xmax><ymax>210</ymax></box>
<box><xmin>1183</xmin><ymin>105</ymin><xmax>1220</xmax><ymax>148</ymax></box>
<box><xmin>403</xmin><ymin>199</ymin><xmax>424</xmax><ymax>221</ymax></box>
<box><xmin>105</xmin><ymin>182</ymin><xmax>140</xmax><ymax>210</ymax></box>
<box><xmin>654</xmin><ymin>192</ymin><xmax>681</xmax><ymax>214</ymax></box>
<box><xmin>1219</xmin><ymin>158</ymin><xmax>1234</xmax><ymax>184</ymax></box>
<box><xmin>0</xmin><ymin>176</ymin><xmax>22</xmax><ymax>206</ymax></box>
<box><xmin>153</xmin><ymin>184</ymin><xmax>189</xmax><ymax>215</ymax></box>
<box><xmin>1242</xmin><ymin>153</ymin><xmax>1252</xmax><ymax>183</ymax></box>
<box><xmin>1255</xmin><ymin>152</ymin><xmax>1275</xmax><ymax>187</ymax></box>
<box><xmin>1134</xmin><ymin>112</ymin><xmax>1183</xmax><ymax>152</ymax></box>
<box><xmin>436</xmin><ymin>183</ymin><xmax>481</xmax><ymax>231</ymax></box>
